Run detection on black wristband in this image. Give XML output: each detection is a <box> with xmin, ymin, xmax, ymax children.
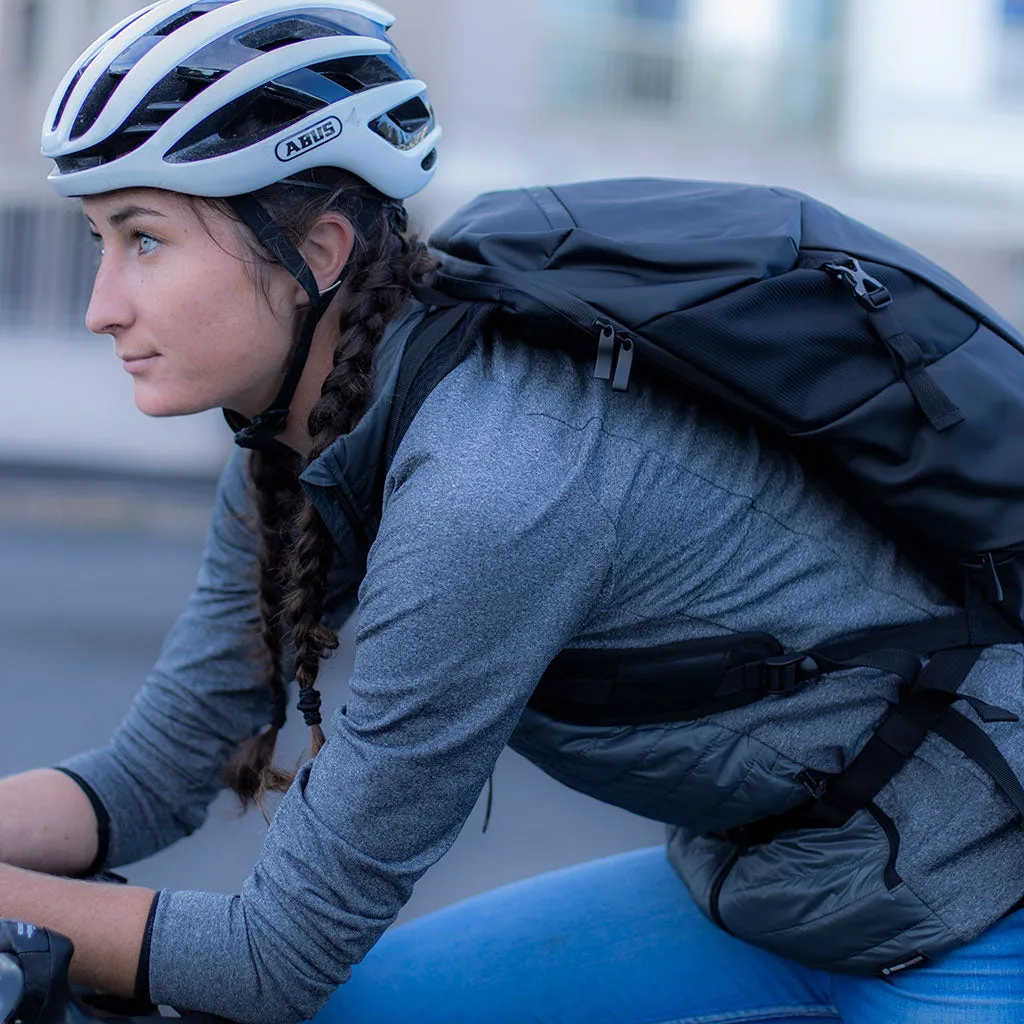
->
<box><xmin>134</xmin><ymin>890</ymin><xmax>161</xmax><ymax>1006</ymax></box>
<box><xmin>51</xmin><ymin>767</ymin><xmax>110</xmax><ymax>876</ymax></box>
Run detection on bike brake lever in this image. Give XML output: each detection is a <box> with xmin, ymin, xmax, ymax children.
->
<box><xmin>0</xmin><ymin>954</ymin><xmax>25</xmax><ymax>1024</ymax></box>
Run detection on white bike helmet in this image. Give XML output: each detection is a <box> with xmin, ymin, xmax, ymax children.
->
<box><xmin>41</xmin><ymin>0</ymin><xmax>440</xmax><ymax>200</ymax></box>
<box><xmin>42</xmin><ymin>0</ymin><xmax>441</xmax><ymax>448</ymax></box>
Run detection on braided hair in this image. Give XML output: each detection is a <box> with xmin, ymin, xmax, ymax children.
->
<box><xmin>208</xmin><ymin>169</ymin><xmax>437</xmax><ymax>807</ymax></box>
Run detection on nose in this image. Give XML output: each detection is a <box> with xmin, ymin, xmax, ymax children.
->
<box><xmin>85</xmin><ymin>256</ymin><xmax>134</xmax><ymax>336</ymax></box>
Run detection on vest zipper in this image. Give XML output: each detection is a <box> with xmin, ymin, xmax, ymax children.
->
<box><xmin>708</xmin><ymin>847</ymin><xmax>741</xmax><ymax>934</ymax></box>
<box><xmin>866</xmin><ymin>803</ymin><xmax>903</xmax><ymax>891</ymax></box>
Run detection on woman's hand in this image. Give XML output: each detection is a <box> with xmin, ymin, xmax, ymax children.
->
<box><xmin>0</xmin><ymin>863</ymin><xmax>155</xmax><ymax>998</ymax></box>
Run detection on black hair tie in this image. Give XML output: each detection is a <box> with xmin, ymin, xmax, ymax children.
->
<box><xmin>297</xmin><ymin>686</ymin><xmax>323</xmax><ymax>727</ymax></box>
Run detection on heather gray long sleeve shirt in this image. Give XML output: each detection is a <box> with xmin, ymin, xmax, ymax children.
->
<box><xmin>58</xmin><ymin>302</ymin><xmax>992</xmax><ymax>1024</ymax></box>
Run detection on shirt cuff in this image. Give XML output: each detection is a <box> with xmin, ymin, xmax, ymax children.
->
<box><xmin>135</xmin><ymin>891</ymin><xmax>162</xmax><ymax>1005</ymax></box>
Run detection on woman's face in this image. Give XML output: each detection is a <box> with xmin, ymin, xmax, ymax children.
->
<box><xmin>82</xmin><ymin>188</ymin><xmax>300</xmax><ymax>419</ymax></box>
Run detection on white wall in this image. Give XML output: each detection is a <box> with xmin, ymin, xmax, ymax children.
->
<box><xmin>840</xmin><ymin>0</ymin><xmax>1024</xmax><ymax>193</ymax></box>
<box><xmin>0</xmin><ymin>331</ymin><xmax>232</xmax><ymax>475</ymax></box>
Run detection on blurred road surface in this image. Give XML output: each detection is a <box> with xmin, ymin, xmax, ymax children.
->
<box><xmin>0</xmin><ymin>475</ymin><xmax>664</xmax><ymax>924</ymax></box>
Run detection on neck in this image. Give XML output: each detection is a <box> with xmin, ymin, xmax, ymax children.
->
<box><xmin>277</xmin><ymin>297</ymin><xmax>345</xmax><ymax>458</ymax></box>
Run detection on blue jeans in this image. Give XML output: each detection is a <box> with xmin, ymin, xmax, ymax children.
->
<box><xmin>318</xmin><ymin>846</ymin><xmax>1024</xmax><ymax>1024</ymax></box>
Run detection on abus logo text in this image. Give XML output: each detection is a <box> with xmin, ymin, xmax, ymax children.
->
<box><xmin>275</xmin><ymin>117</ymin><xmax>342</xmax><ymax>162</ymax></box>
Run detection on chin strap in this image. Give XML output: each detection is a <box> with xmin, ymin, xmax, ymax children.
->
<box><xmin>222</xmin><ymin>194</ymin><xmax>408</xmax><ymax>450</ymax></box>
<box><xmin>222</xmin><ymin>195</ymin><xmax>347</xmax><ymax>450</ymax></box>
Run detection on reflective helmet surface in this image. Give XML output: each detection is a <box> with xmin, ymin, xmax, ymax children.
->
<box><xmin>41</xmin><ymin>0</ymin><xmax>441</xmax><ymax>199</ymax></box>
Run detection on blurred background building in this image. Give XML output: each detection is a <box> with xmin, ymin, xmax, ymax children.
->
<box><xmin>3</xmin><ymin>0</ymin><xmax>1024</xmax><ymax>474</ymax></box>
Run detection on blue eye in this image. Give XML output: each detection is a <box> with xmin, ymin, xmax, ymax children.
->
<box><xmin>135</xmin><ymin>232</ymin><xmax>160</xmax><ymax>254</ymax></box>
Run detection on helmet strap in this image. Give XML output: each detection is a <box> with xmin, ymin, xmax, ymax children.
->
<box><xmin>222</xmin><ymin>195</ymin><xmax>347</xmax><ymax>451</ymax></box>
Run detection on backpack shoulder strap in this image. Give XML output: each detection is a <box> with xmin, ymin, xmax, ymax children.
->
<box><xmin>382</xmin><ymin>301</ymin><xmax>493</xmax><ymax>472</ymax></box>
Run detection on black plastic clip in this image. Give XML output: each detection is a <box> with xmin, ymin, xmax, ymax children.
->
<box><xmin>962</xmin><ymin>552</ymin><xmax>1006</xmax><ymax>604</ymax></box>
<box><xmin>825</xmin><ymin>258</ymin><xmax>892</xmax><ymax>311</ymax></box>
<box><xmin>762</xmin><ymin>654</ymin><xmax>820</xmax><ymax>696</ymax></box>
<box><xmin>229</xmin><ymin>408</ymin><xmax>289</xmax><ymax>450</ymax></box>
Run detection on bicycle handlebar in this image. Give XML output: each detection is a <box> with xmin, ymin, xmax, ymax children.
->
<box><xmin>0</xmin><ymin>922</ymin><xmax>231</xmax><ymax>1024</ymax></box>
<box><xmin>0</xmin><ymin>954</ymin><xmax>24</xmax><ymax>1023</ymax></box>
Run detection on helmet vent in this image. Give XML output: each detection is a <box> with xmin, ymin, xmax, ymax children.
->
<box><xmin>369</xmin><ymin>95</ymin><xmax>434</xmax><ymax>151</ymax></box>
<box><xmin>237</xmin><ymin>11</ymin><xmax>389</xmax><ymax>53</ymax></box>
<box><xmin>66</xmin><ymin>0</ymin><xmax>229</xmax><ymax>138</ymax></box>
<box><xmin>239</xmin><ymin>17</ymin><xmax>345</xmax><ymax>53</ymax></box>
<box><xmin>68</xmin><ymin>32</ymin><xmax>165</xmax><ymax>141</ymax></box>
<box><xmin>164</xmin><ymin>78</ymin><xmax>324</xmax><ymax>162</ymax></box>
<box><xmin>387</xmin><ymin>97</ymin><xmax>432</xmax><ymax>134</ymax></box>
<box><xmin>310</xmin><ymin>55</ymin><xmax>401</xmax><ymax>94</ymax></box>
<box><xmin>52</xmin><ymin>68</ymin><xmax>87</xmax><ymax>132</ymax></box>
<box><xmin>153</xmin><ymin>3</ymin><xmax>231</xmax><ymax>37</ymax></box>
<box><xmin>70</xmin><ymin>69</ymin><xmax>128</xmax><ymax>141</ymax></box>
<box><xmin>51</xmin><ymin>2</ymin><xmax>158</xmax><ymax>132</ymax></box>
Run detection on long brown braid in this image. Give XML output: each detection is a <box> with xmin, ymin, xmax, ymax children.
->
<box><xmin>213</xmin><ymin>171</ymin><xmax>437</xmax><ymax>807</ymax></box>
<box><xmin>225</xmin><ymin>443</ymin><xmax>303</xmax><ymax>803</ymax></box>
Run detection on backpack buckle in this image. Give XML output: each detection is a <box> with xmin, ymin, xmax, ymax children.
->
<box><xmin>762</xmin><ymin>654</ymin><xmax>820</xmax><ymax>696</ymax></box>
<box><xmin>825</xmin><ymin>258</ymin><xmax>892</xmax><ymax>311</ymax></box>
<box><xmin>961</xmin><ymin>552</ymin><xmax>1006</xmax><ymax>604</ymax></box>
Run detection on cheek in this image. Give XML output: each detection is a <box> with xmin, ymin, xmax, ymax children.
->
<box><xmin>157</xmin><ymin>271</ymin><xmax>294</xmax><ymax>408</ymax></box>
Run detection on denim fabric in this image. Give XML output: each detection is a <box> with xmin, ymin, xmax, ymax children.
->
<box><xmin>321</xmin><ymin>847</ymin><xmax>1024</xmax><ymax>1024</ymax></box>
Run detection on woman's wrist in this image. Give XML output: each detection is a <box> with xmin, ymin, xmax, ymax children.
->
<box><xmin>0</xmin><ymin>861</ymin><xmax>156</xmax><ymax>997</ymax></box>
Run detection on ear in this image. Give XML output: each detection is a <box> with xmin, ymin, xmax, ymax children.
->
<box><xmin>302</xmin><ymin>212</ymin><xmax>356</xmax><ymax>294</ymax></box>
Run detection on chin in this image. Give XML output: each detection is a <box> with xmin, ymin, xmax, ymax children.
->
<box><xmin>133</xmin><ymin>384</ymin><xmax>215</xmax><ymax>418</ymax></box>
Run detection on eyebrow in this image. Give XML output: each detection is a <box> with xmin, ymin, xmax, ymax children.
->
<box><xmin>85</xmin><ymin>205</ymin><xmax>168</xmax><ymax>229</ymax></box>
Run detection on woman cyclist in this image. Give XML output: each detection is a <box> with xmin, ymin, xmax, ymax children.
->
<box><xmin>2</xmin><ymin>2</ymin><xmax>1023</xmax><ymax>1023</ymax></box>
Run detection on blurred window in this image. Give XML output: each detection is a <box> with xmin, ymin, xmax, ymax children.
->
<box><xmin>0</xmin><ymin>207</ymin><xmax>97</xmax><ymax>333</ymax></box>
<box><xmin>1005</xmin><ymin>1</ymin><xmax>1024</xmax><ymax>23</ymax></box>
<box><xmin>999</xmin><ymin>1</ymin><xmax>1024</xmax><ymax>100</ymax></box>
<box><xmin>18</xmin><ymin>0</ymin><xmax>42</xmax><ymax>77</ymax></box>
<box><xmin>541</xmin><ymin>0</ymin><xmax>839</xmax><ymax>139</ymax></box>
<box><xmin>622</xmin><ymin>0</ymin><xmax>680</xmax><ymax>21</ymax></box>
<box><xmin>544</xmin><ymin>0</ymin><xmax>684</xmax><ymax>112</ymax></box>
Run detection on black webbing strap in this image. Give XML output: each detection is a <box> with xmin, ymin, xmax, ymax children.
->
<box><xmin>811</xmin><ymin>609</ymin><xmax>1019</xmax><ymax>663</ymax></box>
<box><xmin>230</xmin><ymin>194</ymin><xmax>322</xmax><ymax>300</ymax></box>
<box><xmin>382</xmin><ymin>302</ymin><xmax>495</xmax><ymax>470</ymax></box>
<box><xmin>801</xmin><ymin>645</ymin><xmax>985</xmax><ymax>824</ymax></box>
<box><xmin>810</xmin><ymin>647</ymin><xmax>923</xmax><ymax>686</ymax></box>
<box><xmin>934</xmin><ymin>707</ymin><xmax>1024</xmax><ymax>819</ymax></box>
<box><xmin>527</xmin><ymin>606</ymin><xmax>1022</xmax><ymax>730</ymax></box>
<box><xmin>865</xmin><ymin>305</ymin><xmax>964</xmax><ymax>432</ymax></box>
<box><xmin>223</xmin><ymin>196</ymin><xmax>342</xmax><ymax>449</ymax></box>
<box><xmin>531</xmin><ymin>633</ymin><xmax>787</xmax><ymax>726</ymax></box>
<box><xmin>728</xmin><ymin>646</ymin><xmax>987</xmax><ymax>847</ymax></box>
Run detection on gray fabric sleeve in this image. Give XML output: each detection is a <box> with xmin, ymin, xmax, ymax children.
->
<box><xmin>146</xmin><ymin>422</ymin><xmax>617</xmax><ymax>1024</ymax></box>
<box><xmin>55</xmin><ymin>450</ymin><xmax>284</xmax><ymax>867</ymax></box>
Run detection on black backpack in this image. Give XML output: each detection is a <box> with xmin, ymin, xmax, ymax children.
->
<box><xmin>385</xmin><ymin>178</ymin><xmax>1024</xmax><ymax>837</ymax></box>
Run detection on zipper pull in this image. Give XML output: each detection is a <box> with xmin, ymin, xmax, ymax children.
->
<box><xmin>593</xmin><ymin>321</ymin><xmax>615</xmax><ymax>380</ymax></box>
<box><xmin>612</xmin><ymin>332</ymin><xmax>634</xmax><ymax>391</ymax></box>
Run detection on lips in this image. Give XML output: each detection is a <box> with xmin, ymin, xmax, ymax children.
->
<box><xmin>119</xmin><ymin>352</ymin><xmax>161</xmax><ymax>373</ymax></box>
